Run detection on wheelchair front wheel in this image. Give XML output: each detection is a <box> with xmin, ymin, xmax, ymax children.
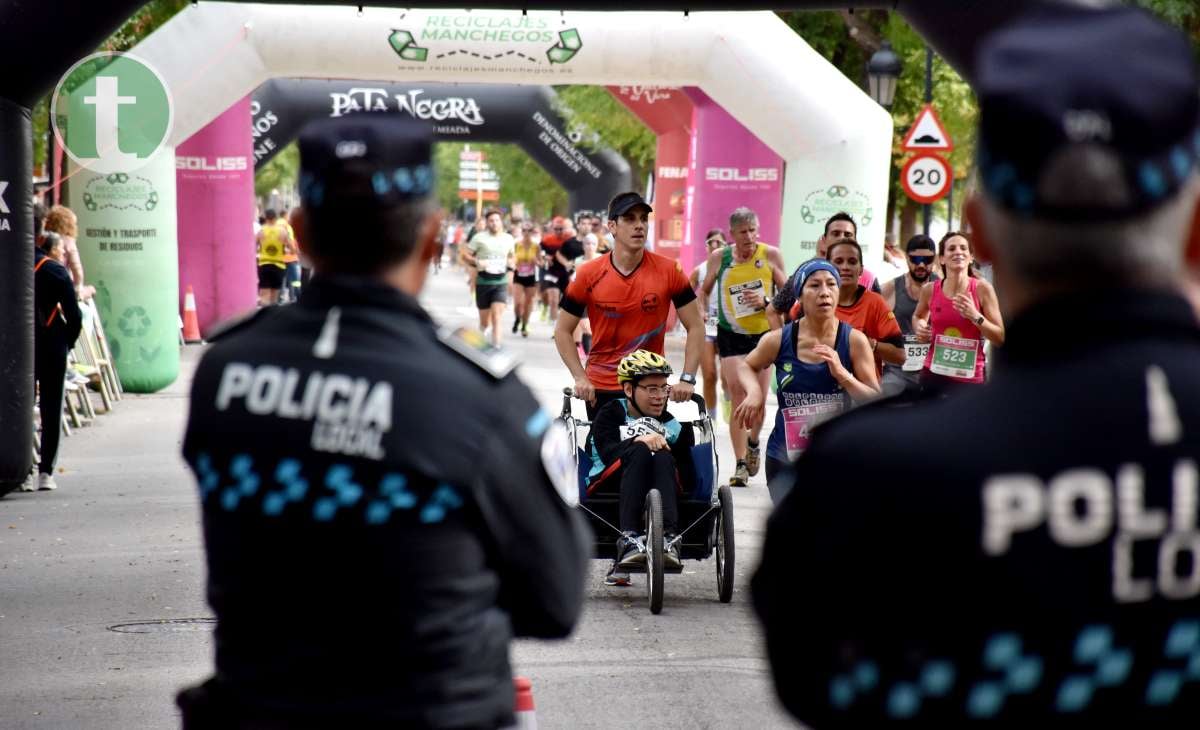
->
<box><xmin>716</xmin><ymin>484</ymin><xmax>735</xmax><ymax>603</ymax></box>
<box><xmin>645</xmin><ymin>488</ymin><xmax>664</xmax><ymax>615</ymax></box>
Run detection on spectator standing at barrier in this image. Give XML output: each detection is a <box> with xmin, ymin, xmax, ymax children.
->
<box><xmin>754</xmin><ymin>6</ymin><xmax>1200</xmax><ymax>726</ymax></box>
<box><xmin>43</xmin><ymin>204</ymin><xmax>90</xmax><ymax>298</ymax></box>
<box><xmin>23</xmin><ymin>232</ymin><xmax>82</xmax><ymax>493</ymax></box>
<box><xmin>178</xmin><ymin>114</ymin><xmax>588</xmax><ymax>728</ymax></box>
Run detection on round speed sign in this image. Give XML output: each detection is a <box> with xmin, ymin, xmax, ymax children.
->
<box><xmin>901</xmin><ymin>153</ymin><xmax>952</xmax><ymax>204</ymax></box>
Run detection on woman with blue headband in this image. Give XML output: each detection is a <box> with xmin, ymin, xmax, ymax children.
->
<box><xmin>733</xmin><ymin>259</ymin><xmax>880</xmax><ymax>503</ymax></box>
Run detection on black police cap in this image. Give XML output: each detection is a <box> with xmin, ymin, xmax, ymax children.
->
<box><xmin>975</xmin><ymin>4</ymin><xmax>1200</xmax><ymax>221</ymax></box>
<box><xmin>298</xmin><ymin>114</ymin><xmax>434</xmax><ymax>211</ymax></box>
<box><xmin>607</xmin><ymin>192</ymin><xmax>653</xmax><ymax>220</ymax></box>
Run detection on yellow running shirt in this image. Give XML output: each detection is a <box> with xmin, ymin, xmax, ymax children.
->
<box><xmin>716</xmin><ymin>243</ymin><xmax>774</xmax><ymax>335</ymax></box>
<box><xmin>258</xmin><ymin>223</ymin><xmax>288</xmax><ymax>269</ymax></box>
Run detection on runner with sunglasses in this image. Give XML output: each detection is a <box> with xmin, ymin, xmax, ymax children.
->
<box><xmin>879</xmin><ymin>234</ymin><xmax>940</xmax><ymax>397</ymax></box>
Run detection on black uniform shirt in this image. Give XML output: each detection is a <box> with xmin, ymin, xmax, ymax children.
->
<box><xmin>182</xmin><ymin>275</ymin><xmax>589</xmax><ymax>728</ymax></box>
<box><xmin>753</xmin><ymin>289</ymin><xmax>1200</xmax><ymax>727</ymax></box>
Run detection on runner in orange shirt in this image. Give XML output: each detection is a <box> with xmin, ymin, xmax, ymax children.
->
<box><xmin>556</xmin><ymin>192</ymin><xmax>705</xmax><ymax>418</ymax></box>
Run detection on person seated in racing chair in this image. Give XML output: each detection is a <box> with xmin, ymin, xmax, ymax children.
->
<box><xmin>586</xmin><ymin>350</ymin><xmax>695</xmax><ymax>586</ymax></box>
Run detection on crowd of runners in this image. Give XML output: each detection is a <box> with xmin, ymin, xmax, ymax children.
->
<box><xmin>434</xmin><ymin>192</ymin><xmax>1007</xmax><ymax>494</ymax></box>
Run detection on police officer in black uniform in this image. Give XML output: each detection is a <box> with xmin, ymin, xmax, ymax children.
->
<box><xmin>178</xmin><ymin>114</ymin><xmax>589</xmax><ymax>729</ymax></box>
<box><xmin>754</xmin><ymin>6</ymin><xmax>1200</xmax><ymax>727</ymax></box>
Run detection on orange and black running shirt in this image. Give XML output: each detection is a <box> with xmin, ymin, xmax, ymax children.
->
<box><xmin>562</xmin><ymin>251</ymin><xmax>696</xmax><ymax>391</ymax></box>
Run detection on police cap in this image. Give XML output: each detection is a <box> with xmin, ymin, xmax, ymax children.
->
<box><xmin>975</xmin><ymin>5</ymin><xmax>1200</xmax><ymax>221</ymax></box>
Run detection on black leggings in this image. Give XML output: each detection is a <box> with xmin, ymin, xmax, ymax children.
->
<box><xmin>618</xmin><ymin>442</ymin><xmax>679</xmax><ymax>534</ymax></box>
<box><xmin>35</xmin><ymin>346</ymin><xmax>67</xmax><ymax>475</ymax></box>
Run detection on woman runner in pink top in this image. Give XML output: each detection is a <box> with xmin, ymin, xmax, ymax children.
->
<box><xmin>912</xmin><ymin>232</ymin><xmax>1004</xmax><ymax>389</ymax></box>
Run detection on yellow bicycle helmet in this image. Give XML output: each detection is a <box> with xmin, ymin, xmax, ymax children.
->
<box><xmin>617</xmin><ymin>349</ymin><xmax>673</xmax><ymax>384</ymax></box>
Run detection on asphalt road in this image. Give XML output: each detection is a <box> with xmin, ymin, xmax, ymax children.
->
<box><xmin>0</xmin><ymin>264</ymin><xmax>798</xmax><ymax>729</ymax></box>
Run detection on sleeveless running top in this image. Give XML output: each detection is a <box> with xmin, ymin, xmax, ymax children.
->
<box><xmin>889</xmin><ymin>273</ymin><xmax>932</xmax><ymax>375</ymax></box>
<box><xmin>922</xmin><ymin>277</ymin><xmax>987</xmax><ymax>383</ymax></box>
<box><xmin>258</xmin><ymin>224</ymin><xmax>288</xmax><ymax>268</ymax></box>
<box><xmin>514</xmin><ymin>242</ymin><xmax>539</xmax><ymax>278</ymax></box>
<box><xmin>766</xmin><ymin>321</ymin><xmax>852</xmax><ymax>463</ymax></box>
<box><xmin>716</xmin><ymin>243</ymin><xmax>773</xmax><ymax>335</ymax></box>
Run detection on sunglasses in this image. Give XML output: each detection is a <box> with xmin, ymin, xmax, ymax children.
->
<box><xmin>909</xmin><ymin>255</ymin><xmax>934</xmax><ymax>265</ymax></box>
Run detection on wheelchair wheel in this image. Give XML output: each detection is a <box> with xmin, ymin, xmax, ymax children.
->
<box><xmin>716</xmin><ymin>484</ymin><xmax>735</xmax><ymax>603</ymax></box>
<box><xmin>645</xmin><ymin>488</ymin><xmax>664</xmax><ymax>615</ymax></box>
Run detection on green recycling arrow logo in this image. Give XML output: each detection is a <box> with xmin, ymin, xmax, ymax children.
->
<box><xmin>547</xmin><ymin>29</ymin><xmax>582</xmax><ymax>64</ymax></box>
<box><xmin>388</xmin><ymin>29</ymin><xmax>428</xmax><ymax>62</ymax></box>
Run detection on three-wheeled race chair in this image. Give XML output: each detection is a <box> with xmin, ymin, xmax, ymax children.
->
<box><xmin>559</xmin><ymin>388</ymin><xmax>735</xmax><ymax>615</ymax></box>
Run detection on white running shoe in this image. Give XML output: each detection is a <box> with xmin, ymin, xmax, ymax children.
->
<box><xmin>37</xmin><ymin>474</ymin><xmax>58</xmax><ymax>491</ymax></box>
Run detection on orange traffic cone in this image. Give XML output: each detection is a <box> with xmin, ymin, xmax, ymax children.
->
<box><xmin>509</xmin><ymin>677</ymin><xmax>538</xmax><ymax>729</ymax></box>
<box><xmin>182</xmin><ymin>285</ymin><xmax>203</xmax><ymax>343</ymax></box>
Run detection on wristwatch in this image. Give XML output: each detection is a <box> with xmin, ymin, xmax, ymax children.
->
<box><xmin>678</xmin><ymin>372</ymin><xmax>697</xmax><ymax>385</ymax></box>
<box><xmin>974</xmin><ymin>315</ymin><xmax>985</xmax><ymax>326</ymax></box>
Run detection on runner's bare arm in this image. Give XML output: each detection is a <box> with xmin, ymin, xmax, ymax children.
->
<box><xmin>912</xmin><ymin>282</ymin><xmax>934</xmax><ymax>342</ymax></box>
<box><xmin>733</xmin><ymin>331</ymin><xmax>782</xmax><ymax>429</ymax></box>
<box><xmin>554</xmin><ymin>310</ymin><xmax>592</xmax><ymax>401</ymax></box>
<box><xmin>767</xmin><ymin>247</ymin><xmax>788</xmax><ymax>290</ymax></box>
<box><xmin>880</xmin><ymin>276</ymin><xmax>897</xmax><ymax>312</ymax></box>
<box><xmin>672</xmin><ymin>299</ymin><xmax>705</xmax><ymax>402</ymax></box>
<box><xmin>975</xmin><ymin>279</ymin><xmax>1006</xmax><ymax>345</ymax></box>
<box><xmin>842</xmin><ymin>329</ymin><xmax>882</xmax><ymax>399</ymax></box>
<box><xmin>700</xmin><ymin>248</ymin><xmax>721</xmax><ymax>297</ymax></box>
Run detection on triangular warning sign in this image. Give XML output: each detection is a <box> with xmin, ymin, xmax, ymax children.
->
<box><xmin>902</xmin><ymin>105</ymin><xmax>953</xmax><ymax>152</ymax></box>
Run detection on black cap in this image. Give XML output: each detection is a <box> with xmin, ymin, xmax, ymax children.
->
<box><xmin>298</xmin><ymin>114</ymin><xmax>434</xmax><ymax>211</ymax></box>
<box><xmin>607</xmin><ymin>192</ymin><xmax>653</xmax><ymax>220</ymax></box>
<box><xmin>975</xmin><ymin>5</ymin><xmax>1200</xmax><ymax>221</ymax></box>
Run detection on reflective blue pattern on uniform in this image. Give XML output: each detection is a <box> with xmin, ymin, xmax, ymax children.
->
<box><xmin>195</xmin><ymin>453</ymin><xmax>219</xmax><ymax>498</ymax></box>
<box><xmin>191</xmin><ymin>454</ymin><xmax>463</xmax><ymax>526</ymax></box>
<box><xmin>421</xmin><ymin>484</ymin><xmax>464</xmax><ymax>524</ymax></box>
<box><xmin>822</xmin><ymin>621</ymin><xmax>1200</xmax><ymax>719</ymax></box>
<box><xmin>263</xmin><ymin>459</ymin><xmax>308</xmax><ymax>516</ymax></box>
<box><xmin>222</xmin><ymin>455</ymin><xmax>259</xmax><ymax>511</ymax></box>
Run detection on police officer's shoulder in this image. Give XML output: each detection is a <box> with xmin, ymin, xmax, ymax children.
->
<box><xmin>204</xmin><ymin>307</ymin><xmax>276</xmax><ymax>343</ymax></box>
<box><xmin>436</xmin><ymin>326</ymin><xmax>518</xmax><ymax>380</ymax></box>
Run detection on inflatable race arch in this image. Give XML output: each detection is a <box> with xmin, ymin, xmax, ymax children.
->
<box><xmin>64</xmin><ymin>4</ymin><xmax>891</xmax><ymax>392</ymax></box>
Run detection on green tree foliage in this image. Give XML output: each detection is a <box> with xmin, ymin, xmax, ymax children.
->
<box><xmin>33</xmin><ymin>0</ymin><xmax>188</xmax><ymax>173</ymax></box>
<box><xmin>433</xmin><ymin>142</ymin><xmax>567</xmax><ymax>221</ymax></box>
<box><xmin>553</xmin><ymin>85</ymin><xmax>657</xmax><ymax>188</ymax></box>
<box><xmin>254</xmin><ymin>142</ymin><xmax>299</xmax><ymax>200</ymax></box>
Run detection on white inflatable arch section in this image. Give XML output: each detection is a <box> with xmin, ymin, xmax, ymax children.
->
<box><xmin>133</xmin><ymin>2</ymin><xmax>892</xmax><ymax>266</ymax></box>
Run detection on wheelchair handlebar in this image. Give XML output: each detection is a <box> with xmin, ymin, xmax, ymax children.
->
<box><xmin>560</xmin><ymin>386</ymin><xmax>707</xmax><ymax>415</ymax></box>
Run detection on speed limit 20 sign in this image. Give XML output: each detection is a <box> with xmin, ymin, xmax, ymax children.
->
<box><xmin>901</xmin><ymin>153</ymin><xmax>952</xmax><ymax>204</ymax></box>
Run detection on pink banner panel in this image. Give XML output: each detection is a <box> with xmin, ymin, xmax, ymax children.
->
<box><xmin>176</xmin><ymin>95</ymin><xmax>257</xmax><ymax>336</ymax></box>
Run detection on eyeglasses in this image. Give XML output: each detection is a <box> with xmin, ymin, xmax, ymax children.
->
<box><xmin>636</xmin><ymin>384</ymin><xmax>672</xmax><ymax>397</ymax></box>
<box><xmin>909</xmin><ymin>255</ymin><xmax>934</xmax><ymax>265</ymax></box>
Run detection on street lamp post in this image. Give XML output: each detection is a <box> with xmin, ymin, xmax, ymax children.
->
<box><xmin>866</xmin><ymin>41</ymin><xmax>902</xmax><ymax>110</ymax></box>
<box><xmin>867</xmin><ymin>41</ymin><xmax>902</xmax><ymax>246</ymax></box>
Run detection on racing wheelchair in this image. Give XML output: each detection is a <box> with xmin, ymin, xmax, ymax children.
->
<box><xmin>559</xmin><ymin>388</ymin><xmax>735</xmax><ymax>615</ymax></box>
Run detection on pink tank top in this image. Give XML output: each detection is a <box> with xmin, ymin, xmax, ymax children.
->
<box><xmin>922</xmin><ymin>278</ymin><xmax>986</xmax><ymax>383</ymax></box>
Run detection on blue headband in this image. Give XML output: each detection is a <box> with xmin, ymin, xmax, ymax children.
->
<box><xmin>792</xmin><ymin>259</ymin><xmax>841</xmax><ymax>297</ymax></box>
